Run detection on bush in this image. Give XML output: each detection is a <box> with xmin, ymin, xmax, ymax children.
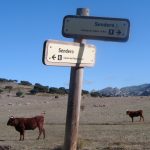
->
<box><xmin>82</xmin><ymin>90</ymin><xmax>89</xmax><ymax>95</ymax></box>
<box><xmin>77</xmin><ymin>139</ymin><xmax>85</xmax><ymax>150</ymax></box>
<box><xmin>8</xmin><ymin>79</ymin><xmax>18</xmax><ymax>83</ymax></box>
<box><xmin>0</xmin><ymin>89</ymin><xmax>3</xmax><ymax>93</ymax></box>
<box><xmin>30</xmin><ymin>89</ymin><xmax>38</xmax><ymax>95</ymax></box>
<box><xmin>0</xmin><ymin>78</ymin><xmax>17</xmax><ymax>83</ymax></box>
<box><xmin>49</xmin><ymin>87</ymin><xmax>59</xmax><ymax>94</ymax></box>
<box><xmin>0</xmin><ymin>78</ymin><xmax>8</xmax><ymax>82</ymax></box>
<box><xmin>19</xmin><ymin>81</ymin><xmax>32</xmax><ymax>86</ymax></box>
<box><xmin>90</xmin><ymin>91</ymin><xmax>100</xmax><ymax>97</ymax></box>
<box><xmin>49</xmin><ymin>87</ymin><xmax>68</xmax><ymax>94</ymax></box>
<box><xmin>16</xmin><ymin>91</ymin><xmax>24</xmax><ymax>97</ymax></box>
<box><xmin>34</xmin><ymin>83</ymin><xmax>49</xmax><ymax>93</ymax></box>
<box><xmin>58</xmin><ymin>87</ymin><xmax>67</xmax><ymax>94</ymax></box>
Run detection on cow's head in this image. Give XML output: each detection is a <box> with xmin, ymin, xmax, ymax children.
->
<box><xmin>7</xmin><ymin>116</ymin><xmax>16</xmax><ymax>126</ymax></box>
<box><xmin>126</xmin><ymin>110</ymin><xmax>130</xmax><ymax>115</ymax></box>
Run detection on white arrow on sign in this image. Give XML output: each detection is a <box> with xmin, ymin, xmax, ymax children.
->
<box><xmin>43</xmin><ymin>40</ymin><xmax>96</xmax><ymax>67</ymax></box>
<box><xmin>62</xmin><ymin>15</ymin><xmax>130</xmax><ymax>42</ymax></box>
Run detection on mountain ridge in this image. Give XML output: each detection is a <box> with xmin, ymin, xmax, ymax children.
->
<box><xmin>98</xmin><ymin>84</ymin><xmax>150</xmax><ymax>97</ymax></box>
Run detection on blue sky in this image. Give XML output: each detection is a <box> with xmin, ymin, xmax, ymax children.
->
<box><xmin>0</xmin><ymin>0</ymin><xmax>150</xmax><ymax>91</ymax></box>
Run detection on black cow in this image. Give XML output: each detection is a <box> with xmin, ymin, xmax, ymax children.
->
<box><xmin>7</xmin><ymin>115</ymin><xmax>45</xmax><ymax>141</ymax></box>
<box><xmin>126</xmin><ymin>110</ymin><xmax>144</xmax><ymax>122</ymax></box>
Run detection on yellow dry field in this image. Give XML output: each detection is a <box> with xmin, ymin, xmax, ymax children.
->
<box><xmin>0</xmin><ymin>93</ymin><xmax>150</xmax><ymax>150</ymax></box>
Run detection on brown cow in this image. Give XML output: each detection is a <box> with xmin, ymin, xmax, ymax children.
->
<box><xmin>126</xmin><ymin>110</ymin><xmax>144</xmax><ymax>122</ymax></box>
<box><xmin>7</xmin><ymin>115</ymin><xmax>45</xmax><ymax>141</ymax></box>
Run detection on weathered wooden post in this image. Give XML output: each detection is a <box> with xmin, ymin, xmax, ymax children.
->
<box><xmin>63</xmin><ymin>8</ymin><xmax>89</xmax><ymax>150</ymax></box>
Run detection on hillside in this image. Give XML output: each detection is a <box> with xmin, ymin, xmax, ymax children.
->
<box><xmin>1</xmin><ymin>77</ymin><xmax>150</xmax><ymax>97</ymax></box>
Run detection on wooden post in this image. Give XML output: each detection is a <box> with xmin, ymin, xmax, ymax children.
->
<box><xmin>63</xmin><ymin>8</ymin><xmax>89</xmax><ymax>150</ymax></box>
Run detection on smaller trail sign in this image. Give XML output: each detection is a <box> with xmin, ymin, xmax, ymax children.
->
<box><xmin>43</xmin><ymin>40</ymin><xmax>96</xmax><ymax>67</ymax></box>
<box><xmin>62</xmin><ymin>15</ymin><xmax>130</xmax><ymax>42</ymax></box>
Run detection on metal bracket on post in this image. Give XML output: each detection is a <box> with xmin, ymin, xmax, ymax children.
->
<box><xmin>63</xmin><ymin>8</ymin><xmax>89</xmax><ymax>150</ymax></box>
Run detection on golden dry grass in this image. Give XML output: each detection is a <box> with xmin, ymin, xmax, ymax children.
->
<box><xmin>0</xmin><ymin>92</ymin><xmax>150</xmax><ymax>149</ymax></box>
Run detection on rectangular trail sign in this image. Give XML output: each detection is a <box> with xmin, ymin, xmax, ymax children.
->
<box><xmin>62</xmin><ymin>15</ymin><xmax>130</xmax><ymax>42</ymax></box>
<box><xmin>43</xmin><ymin>40</ymin><xmax>96</xmax><ymax>67</ymax></box>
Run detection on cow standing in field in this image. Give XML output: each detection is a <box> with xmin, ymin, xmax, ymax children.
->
<box><xmin>7</xmin><ymin>115</ymin><xmax>45</xmax><ymax>141</ymax></box>
<box><xmin>126</xmin><ymin>110</ymin><xmax>144</xmax><ymax>122</ymax></box>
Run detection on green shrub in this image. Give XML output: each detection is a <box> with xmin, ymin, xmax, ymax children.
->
<box><xmin>34</xmin><ymin>83</ymin><xmax>49</xmax><ymax>93</ymax></box>
<box><xmin>58</xmin><ymin>87</ymin><xmax>67</xmax><ymax>94</ymax></box>
<box><xmin>30</xmin><ymin>89</ymin><xmax>38</xmax><ymax>95</ymax></box>
<box><xmin>0</xmin><ymin>78</ymin><xmax>8</xmax><ymax>82</ymax></box>
<box><xmin>82</xmin><ymin>90</ymin><xmax>89</xmax><ymax>95</ymax></box>
<box><xmin>0</xmin><ymin>89</ymin><xmax>3</xmax><ymax>93</ymax></box>
<box><xmin>16</xmin><ymin>91</ymin><xmax>24</xmax><ymax>97</ymax></box>
<box><xmin>90</xmin><ymin>91</ymin><xmax>100</xmax><ymax>97</ymax></box>
<box><xmin>19</xmin><ymin>81</ymin><xmax>32</xmax><ymax>86</ymax></box>
<box><xmin>49</xmin><ymin>87</ymin><xmax>68</xmax><ymax>94</ymax></box>
<box><xmin>77</xmin><ymin>139</ymin><xmax>85</xmax><ymax>150</ymax></box>
<box><xmin>49</xmin><ymin>87</ymin><xmax>59</xmax><ymax>94</ymax></box>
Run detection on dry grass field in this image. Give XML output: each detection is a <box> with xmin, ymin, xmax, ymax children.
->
<box><xmin>0</xmin><ymin>88</ymin><xmax>150</xmax><ymax>150</ymax></box>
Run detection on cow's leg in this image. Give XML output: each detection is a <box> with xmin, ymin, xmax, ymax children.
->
<box><xmin>19</xmin><ymin>131</ymin><xmax>24</xmax><ymax>141</ymax></box>
<box><xmin>142</xmin><ymin>116</ymin><xmax>144</xmax><ymax>122</ymax></box>
<box><xmin>19</xmin><ymin>125</ymin><xmax>25</xmax><ymax>141</ymax></box>
<box><xmin>139</xmin><ymin>116</ymin><xmax>142</xmax><ymax>122</ymax></box>
<box><xmin>141</xmin><ymin>115</ymin><xmax>144</xmax><ymax>122</ymax></box>
<box><xmin>20</xmin><ymin>129</ymin><xmax>25</xmax><ymax>141</ymax></box>
<box><xmin>42</xmin><ymin>128</ymin><xmax>45</xmax><ymax>139</ymax></box>
<box><xmin>37</xmin><ymin>127</ymin><xmax>42</xmax><ymax>140</ymax></box>
<box><xmin>37</xmin><ymin>128</ymin><xmax>45</xmax><ymax>140</ymax></box>
<box><xmin>19</xmin><ymin>133</ymin><xmax>22</xmax><ymax>141</ymax></box>
<box><xmin>22</xmin><ymin>132</ymin><xmax>25</xmax><ymax>140</ymax></box>
<box><xmin>37</xmin><ymin>122</ymin><xmax>45</xmax><ymax>140</ymax></box>
<box><xmin>132</xmin><ymin>117</ymin><xmax>134</xmax><ymax>122</ymax></box>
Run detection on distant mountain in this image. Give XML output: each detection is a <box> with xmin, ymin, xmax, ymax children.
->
<box><xmin>98</xmin><ymin>84</ymin><xmax>150</xmax><ymax>97</ymax></box>
<box><xmin>98</xmin><ymin>87</ymin><xmax>121</xmax><ymax>97</ymax></box>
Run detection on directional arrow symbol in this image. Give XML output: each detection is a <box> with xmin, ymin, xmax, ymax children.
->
<box><xmin>52</xmin><ymin>54</ymin><xmax>56</xmax><ymax>60</ymax></box>
<box><xmin>116</xmin><ymin>30</ymin><xmax>121</xmax><ymax>35</ymax></box>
